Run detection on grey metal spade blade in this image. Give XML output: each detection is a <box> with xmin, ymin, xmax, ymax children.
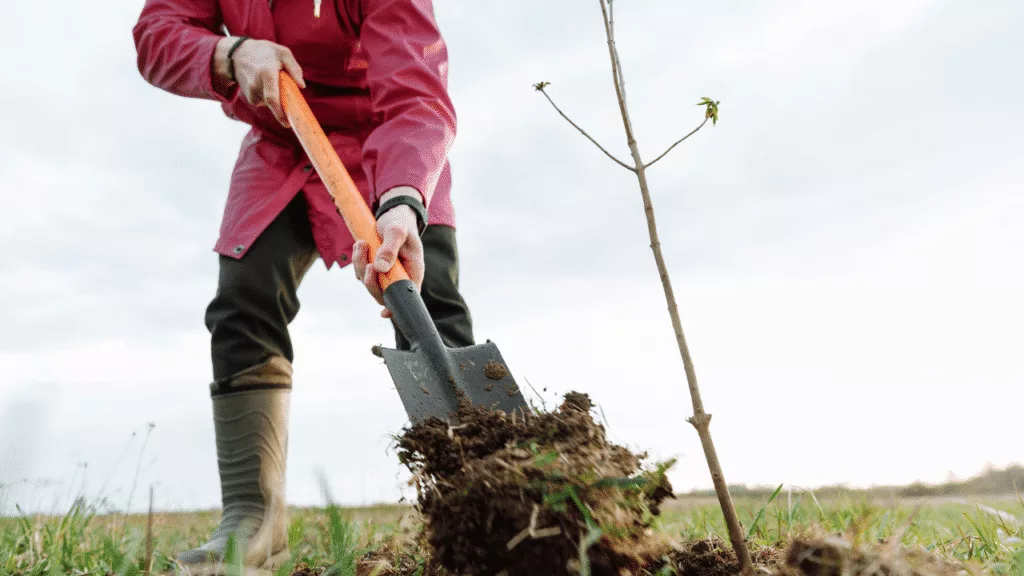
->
<box><xmin>376</xmin><ymin>341</ymin><xmax>528</xmax><ymax>423</ymax></box>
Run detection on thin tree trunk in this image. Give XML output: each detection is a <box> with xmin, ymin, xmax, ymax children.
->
<box><xmin>635</xmin><ymin>147</ymin><xmax>754</xmax><ymax>576</ymax></box>
<box><xmin>596</xmin><ymin>1</ymin><xmax>754</xmax><ymax>572</ymax></box>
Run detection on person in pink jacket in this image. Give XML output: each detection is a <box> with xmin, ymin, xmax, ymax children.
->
<box><xmin>132</xmin><ymin>0</ymin><xmax>472</xmax><ymax>571</ymax></box>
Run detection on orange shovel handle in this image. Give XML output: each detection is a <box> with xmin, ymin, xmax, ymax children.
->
<box><xmin>278</xmin><ymin>71</ymin><xmax>409</xmax><ymax>291</ymax></box>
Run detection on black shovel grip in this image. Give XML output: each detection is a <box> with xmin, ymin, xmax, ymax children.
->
<box><xmin>383</xmin><ymin>280</ymin><xmax>458</xmax><ymax>375</ymax></box>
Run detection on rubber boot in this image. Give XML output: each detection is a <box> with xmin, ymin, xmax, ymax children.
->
<box><xmin>176</xmin><ymin>357</ymin><xmax>293</xmax><ymax>575</ymax></box>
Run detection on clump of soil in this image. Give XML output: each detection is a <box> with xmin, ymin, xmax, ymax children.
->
<box><xmin>777</xmin><ymin>534</ymin><xmax>960</xmax><ymax>576</ymax></box>
<box><xmin>393</xmin><ymin>392</ymin><xmax>676</xmax><ymax>576</ymax></box>
<box><xmin>663</xmin><ymin>539</ymin><xmax>741</xmax><ymax>576</ymax></box>
<box><xmin>378</xmin><ymin>391</ymin><xmax>963</xmax><ymax>576</ymax></box>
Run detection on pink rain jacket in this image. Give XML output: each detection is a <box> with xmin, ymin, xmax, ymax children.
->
<box><xmin>132</xmin><ymin>0</ymin><xmax>457</xmax><ymax>269</ymax></box>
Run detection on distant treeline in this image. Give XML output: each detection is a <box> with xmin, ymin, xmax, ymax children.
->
<box><xmin>682</xmin><ymin>464</ymin><xmax>1024</xmax><ymax>499</ymax></box>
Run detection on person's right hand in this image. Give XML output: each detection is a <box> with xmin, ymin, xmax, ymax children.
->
<box><xmin>215</xmin><ymin>37</ymin><xmax>306</xmax><ymax>127</ymax></box>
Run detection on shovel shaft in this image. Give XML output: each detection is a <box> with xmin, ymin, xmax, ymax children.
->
<box><xmin>279</xmin><ymin>73</ymin><xmax>528</xmax><ymax>423</ymax></box>
<box><xmin>278</xmin><ymin>71</ymin><xmax>409</xmax><ymax>290</ymax></box>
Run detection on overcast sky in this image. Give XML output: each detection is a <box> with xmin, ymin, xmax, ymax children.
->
<box><xmin>1</xmin><ymin>0</ymin><xmax>1022</xmax><ymax>515</ymax></box>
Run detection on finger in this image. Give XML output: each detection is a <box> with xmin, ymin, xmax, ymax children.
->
<box><xmin>261</xmin><ymin>69</ymin><xmax>289</xmax><ymax>127</ymax></box>
<box><xmin>374</xmin><ymin>223</ymin><xmax>407</xmax><ymax>274</ymax></box>
<box><xmin>278</xmin><ymin>47</ymin><xmax>306</xmax><ymax>89</ymax></box>
<box><xmin>381</xmin><ymin>308</ymin><xmax>392</xmax><ymax>319</ymax></box>
<box><xmin>353</xmin><ymin>241</ymin><xmax>368</xmax><ymax>280</ymax></box>
<box><xmin>362</xmin><ymin>261</ymin><xmax>385</xmax><ymax>305</ymax></box>
<box><xmin>398</xmin><ymin>235</ymin><xmax>426</xmax><ymax>292</ymax></box>
<box><xmin>360</xmin><ymin>243</ymin><xmax>384</xmax><ymax>304</ymax></box>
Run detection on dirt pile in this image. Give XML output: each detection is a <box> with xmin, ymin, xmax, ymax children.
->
<box><xmin>362</xmin><ymin>391</ymin><xmax>963</xmax><ymax>576</ymax></box>
<box><xmin>777</xmin><ymin>535</ymin><xmax>960</xmax><ymax>576</ymax></box>
<box><xmin>663</xmin><ymin>539</ymin><xmax>742</xmax><ymax>576</ymax></box>
<box><xmin>392</xmin><ymin>392</ymin><xmax>677</xmax><ymax>576</ymax></box>
<box><xmin>355</xmin><ymin>534</ymin><xmax>763</xmax><ymax>576</ymax></box>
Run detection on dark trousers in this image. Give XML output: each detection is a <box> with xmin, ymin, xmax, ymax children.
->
<box><xmin>204</xmin><ymin>193</ymin><xmax>475</xmax><ymax>385</ymax></box>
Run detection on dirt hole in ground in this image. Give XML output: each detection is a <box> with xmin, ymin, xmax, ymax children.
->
<box><xmin>345</xmin><ymin>391</ymin><xmax>961</xmax><ymax>576</ymax></box>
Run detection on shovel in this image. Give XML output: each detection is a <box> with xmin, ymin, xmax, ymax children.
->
<box><xmin>278</xmin><ymin>71</ymin><xmax>529</xmax><ymax>424</ymax></box>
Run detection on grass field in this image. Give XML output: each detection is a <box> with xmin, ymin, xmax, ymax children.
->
<box><xmin>3</xmin><ymin>491</ymin><xmax>1024</xmax><ymax>575</ymax></box>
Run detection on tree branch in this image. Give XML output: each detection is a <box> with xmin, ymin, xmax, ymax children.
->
<box><xmin>602</xmin><ymin>0</ymin><xmax>633</xmax><ymax>143</ymax></box>
<box><xmin>608</xmin><ymin>0</ymin><xmax>630</xmax><ymax>122</ymax></box>
<box><xmin>644</xmin><ymin>117</ymin><xmax>709</xmax><ymax>169</ymax></box>
<box><xmin>534</xmin><ymin>84</ymin><xmax>636</xmax><ymax>172</ymax></box>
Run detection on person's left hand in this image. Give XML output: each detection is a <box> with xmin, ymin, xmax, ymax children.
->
<box><xmin>352</xmin><ymin>187</ymin><xmax>425</xmax><ymax>318</ymax></box>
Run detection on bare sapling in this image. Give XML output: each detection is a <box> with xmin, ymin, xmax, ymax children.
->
<box><xmin>533</xmin><ymin>0</ymin><xmax>752</xmax><ymax>572</ymax></box>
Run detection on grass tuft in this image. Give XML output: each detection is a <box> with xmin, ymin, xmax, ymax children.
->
<box><xmin>3</xmin><ymin>494</ymin><xmax>1024</xmax><ymax>574</ymax></box>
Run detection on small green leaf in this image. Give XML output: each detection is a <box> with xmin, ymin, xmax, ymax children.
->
<box><xmin>696</xmin><ymin>98</ymin><xmax>721</xmax><ymax>126</ymax></box>
<box><xmin>533</xmin><ymin>81</ymin><xmax>551</xmax><ymax>91</ymax></box>
<box><xmin>534</xmin><ymin>451</ymin><xmax>559</xmax><ymax>468</ymax></box>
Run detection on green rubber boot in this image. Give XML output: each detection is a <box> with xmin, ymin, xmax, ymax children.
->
<box><xmin>176</xmin><ymin>358</ymin><xmax>292</xmax><ymax>576</ymax></box>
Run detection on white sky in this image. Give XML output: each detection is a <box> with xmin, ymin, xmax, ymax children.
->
<box><xmin>1</xmin><ymin>0</ymin><xmax>1022</xmax><ymax>515</ymax></box>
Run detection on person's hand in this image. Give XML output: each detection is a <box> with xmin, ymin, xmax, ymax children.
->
<box><xmin>214</xmin><ymin>37</ymin><xmax>305</xmax><ymax>127</ymax></box>
<box><xmin>352</xmin><ymin>187</ymin><xmax>426</xmax><ymax>318</ymax></box>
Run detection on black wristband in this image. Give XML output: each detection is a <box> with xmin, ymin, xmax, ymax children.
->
<box><xmin>226</xmin><ymin>36</ymin><xmax>249</xmax><ymax>82</ymax></box>
<box><xmin>375</xmin><ymin>195</ymin><xmax>428</xmax><ymax>236</ymax></box>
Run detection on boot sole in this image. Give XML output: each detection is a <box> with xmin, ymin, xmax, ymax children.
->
<box><xmin>173</xmin><ymin>549</ymin><xmax>291</xmax><ymax>576</ymax></box>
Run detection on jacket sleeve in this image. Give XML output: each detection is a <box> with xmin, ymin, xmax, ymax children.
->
<box><xmin>358</xmin><ymin>0</ymin><xmax>457</xmax><ymax>209</ymax></box>
<box><xmin>132</xmin><ymin>0</ymin><xmax>236</xmax><ymax>102</ymax></box>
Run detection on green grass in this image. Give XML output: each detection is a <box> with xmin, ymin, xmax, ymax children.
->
<box><xmin>658</xmin><ymin>493</ymin><xmax>1024</xmax><ymax>574</ymax></box>
<box><xmin>3</xmin><ymin>493</ymin><xmax>1024</xmax><ymax>575</ymax></box>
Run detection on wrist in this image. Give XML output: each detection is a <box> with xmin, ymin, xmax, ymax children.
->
<box><xmin>378</xmin><ymin>186</ymin><xmax>424</xmax><ymax>206</ymax></box>
<box><xmin>214</xmin><ymin>36</ymin><xmax>250</xmax><ymax>84</ymax></box>
<box><xmin>213</xmin><ymin>37</ymin><xmax>235</xmax><ymax>83</ymax></box>
<box><xmin>375</xmin><ymin>188</ymin><xmax>427</xmax><ymax>236</ymax></box>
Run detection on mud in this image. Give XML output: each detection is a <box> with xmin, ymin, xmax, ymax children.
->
<box><xmin>347</xmin><ymin>534</ymin><xmax>960</xmax><ymax>576</ymax></box>
<box><xmin>777</xmin><ymin>535</ymin><xmax>960</xmax><ymax>576</ymax></box>
<box><xmin>337</xmin><ymin>390</ymin><xmax>962</xmax><ymax>576</ymax></box>
<box><xmin>663</xmin><ymin>539</ymin><xmax>741</xmax><ymax>576</ymax></box>
<box><xmin>392</xmin><ymin>392</ymin><xmax>676</xmax><ymax>576</ymax></box>
<box><xmin>483</xmin><ymin>360</ymin><xmax>510</xmax><ymax>380</ymax></box>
